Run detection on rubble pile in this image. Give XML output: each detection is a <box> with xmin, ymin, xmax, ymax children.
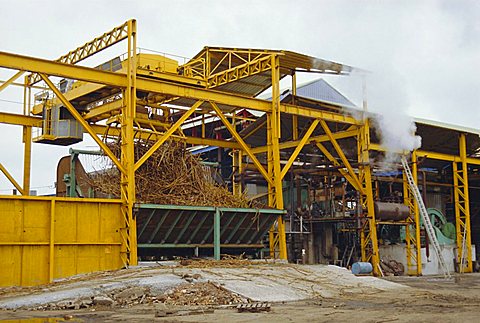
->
<box><xmin>17</xmin><ymin>281</ymin><xmax>246</xmax><ymax>311</ymax></box>
<box><xmin>160</xmin><ymin>282</ymin><xmax>246</xmax><ymax>306</ymax></box>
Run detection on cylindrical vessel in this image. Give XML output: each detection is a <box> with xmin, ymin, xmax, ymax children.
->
<box><xmin>351</xmin><ymin>262</ymin><xmax>373</xmax><ymax>275</ymax></box>
<box><xmin>374</xmin><ymin>202</ymin><xmax>409</xmax><ymax>221</ymax></box>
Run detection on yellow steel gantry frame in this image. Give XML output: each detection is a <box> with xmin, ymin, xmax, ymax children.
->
<box><xmin>357</xmin><ymin>119</ymin><xmax>380</xmax><ymax>275</ymax></box>
<box><xmin>0</xmin><ymin>19</ymin><xmax>475</xmax><ymax>273</ymax></box>
<box><xmin>402</xmin><ymin>152</ymin><xmax>422</xmax><ymax>276</ymax></box>
<box><xmin>453</xmin><ymin>133</ymin><xmax>472</xmax><ymax>272</ymax></box>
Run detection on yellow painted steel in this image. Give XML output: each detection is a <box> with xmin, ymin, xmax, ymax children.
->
<box><xmin>280</xmin><ymin>119</ymin><xmax>319</xmax><ymax>179</ymax></box>
<box><xmin>402</xmin><ymin>152</ymin><xmax>422</xmax><ymax>276</ymax></box>
<box><xmin>120</xmin><ymin>19</ymin><xmax>138</xmax><ymax>267</ymax></box>
<box><xmin>453</xmin><ymin>134</ymin><xmax>472</xmax><ymax>272</ymax></box>
<box><xmin>0</xmin><ymin>197</ymin><xmax>123</xmax><ymax>287</ymax></box>
<box><xmin>1</xmin><ymin>19</ymin><xmax>479</xmax><ymax>280</ymax></box>
<box><xmin>22</xmin><ymin>126</ymin><xmax>32</xmax><ymax>194</ymax></box>
<box><xmin>268</xmin><ymin>55</ymin><xmax>287</xmax><ymax>260</ymax></box>
<box><xmin>315</xmin><ymin>142</ymin><xmax>362</xmax><ymax>193</ymax></box>
<box><xmin>319</xmin><ymin>120</ymin><xmax>363</xmax><ymax>191</ymax></box>
<box><xmin>38</xmin><ymin>73</ymin><xmax>126</xmax><ymax>174</ymax></box>
<box><xmin>250</xmin><ymin>128</ymin><xmax>358</xmax><ymax>154</ymax></box>
<box><xmin>27</xmin><ymin>20</ymin><xmax>131</xmax><ymax>85</ymax></box>
<box><xmin>357</xmin><ymin>119</ymin><xmax>380</xmax><ymax>275</ymax></box>
<box><xmin>0</xmin><ymin>70</ymin><xmax>24</xmax><ymax>94</ymax></box>
<box><xmin>211</xmin><ymin>101</ymin><xmax>273</xmax><ymax>186</ymax></box>
<box><xmin>0</xmin><ymin>162</ymin><xmax>24</xmax><ymax>194</ymax></box>
<box><xmin>134</xmin><ymin>100</ymin><xmax>203</xmax><ymax>171</ymax></box>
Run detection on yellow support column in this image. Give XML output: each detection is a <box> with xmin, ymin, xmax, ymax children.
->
<box><xmin>120</xmin><ymin>19</ymin><xmax>137</xmax><ymax>267</ymax></box>
<box><xmin>232</xmin><ymin>150</ymin><xmax>241</xmax><ymax>196</ymax></box>
<box><xmin>402</xmin><ymin>151</ymin><xmax>422</xmax><ymax>276</ymax></box>
<box><xmin>268</xmin><ymin>54</ymin><xmax>287</xmax><ymax>260</ymax></box>
<box><xmin>357</xmin><ymin>119</ymin><xmax>380</xmax><ymax>275</ymax></box>
<box><xmin>453</xmin><ymin>133</ymin><xmax>472</xmax><ymax>273</ymax></box>
<box><xmin>22</xmin><ymin>126</ymin><xmax>32</xmax><ymax>194</ymax></box>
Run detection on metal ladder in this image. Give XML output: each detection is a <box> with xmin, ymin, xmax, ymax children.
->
<box><xmin>401</xmin><ymin>156</ymin><xmax>451</xmax><ymax>278</ymax></box>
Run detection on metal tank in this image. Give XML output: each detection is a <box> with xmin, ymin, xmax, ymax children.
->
<box><xmin>374</xmin><ymin>202</ymin><xmax>409</xmax><ymax>221</ymax></box>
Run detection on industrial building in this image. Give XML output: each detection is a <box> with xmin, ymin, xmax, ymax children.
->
<box><xmin>0</xmin><ymin>19</ymin><xmax>479</xmax><ymax>287</ymax></box>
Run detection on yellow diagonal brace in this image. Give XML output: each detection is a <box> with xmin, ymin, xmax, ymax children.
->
<box><xmin>280</xmin><ymin>119</ymin><xmax>319</xmax><ymax>179</ymax></box>
<box><xmin>134</xmin><ymin>101</ymin><xmax>203</xmax><ymax>171</ymax></box>
<box><xmin>320</xmin><ymin>120</ymin><xmax>363</xmax><ymax>191</ymax></box>
<box><xmin>0</xmin><ymin>161</ymin><xmax>25</xmax><ymax>195</ymax></box>
<box><xmin>210</xmin><ymin>102</ymin><xmax>273</xmax><ymax>186</ymax></box>
<box><xmin>0</xmin><ymin>70</ymin><xmax>24</xmax><ymax>94</ymax></box>
<box><xmin>250</xmin><ymin>127</ymin><xmax>358</xmax><ymax>154</ymax></box>
<box><xmin>39</xmin><ymin>73</ymin><xmax>126</xmax><ymax>174</ymax></box>
<box><xmin>315</xmin><ymin>142</ymin><xmax>363</xmax><ymax>194</ymax></box>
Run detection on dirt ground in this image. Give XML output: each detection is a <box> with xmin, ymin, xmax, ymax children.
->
<box><xmin>1</xmin><ymin>264</ymin><xmax>479</xmax><ymax>322</ymax></box>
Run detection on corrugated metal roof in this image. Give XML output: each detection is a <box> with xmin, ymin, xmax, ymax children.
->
<box><xmin>280</xmin><ymin>78</ymin><xmax>356</xmax><ymax>107</ymax></box>
<box><xmin>187</xmin><ymin>47</ymin><xmax>354</xmax><ymax>75</ymax></box>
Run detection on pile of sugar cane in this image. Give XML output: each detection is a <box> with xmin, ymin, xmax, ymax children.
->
<box><xmin>89</xmin><ymin>140</ymin><xmax>257</xmax><ymax>208</ymax></box>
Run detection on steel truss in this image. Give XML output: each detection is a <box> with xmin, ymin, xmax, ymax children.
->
<box><xmin>402</xmin><ymin>152</ymin><xmax>422</xmax><ymax>276</ymax></box>
<box><xmin>0</xmin><ymin>19</ymin><xmax>476</xmax><ymax>273</ymax></box>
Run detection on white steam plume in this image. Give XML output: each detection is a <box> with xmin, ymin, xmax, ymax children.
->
<box><xmin>361</xmin><ymin>70</ymin><xmax>422</xmax><ymax>170</ymax></box>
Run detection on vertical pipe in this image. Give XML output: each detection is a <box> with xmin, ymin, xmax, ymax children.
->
<box><xmin>49</xmin><ymin>199</ymin><xmax>55</xmax><ymax>283</ymax></box>
<box><xmin>69</xmin><ymin>153</ymin><xmax>77</xmax><ymax>197</ymax></box>
<box><xmin>214</xmin><ymin>208</ymin><xmax>221</xmax><ymax>260</ymax></box>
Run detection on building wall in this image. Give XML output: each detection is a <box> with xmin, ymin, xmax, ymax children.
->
<box><xmin>0</xmin><ymin>196</ymin><xmax>124</xmax><ymax>287</ymax></box>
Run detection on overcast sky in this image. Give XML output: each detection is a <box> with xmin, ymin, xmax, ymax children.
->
<box><xmin>0</xmin><ymin>0</ymin><xmax>479</xmax><ymax>194</ymax></box>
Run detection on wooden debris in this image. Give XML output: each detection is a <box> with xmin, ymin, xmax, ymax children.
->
<box><xmin>162</xmin><ymin>282</ymin><xmax>244</xmax><ymax>306</ymax></box>
<box><xmin>237</xmin><ymin>302</ymin><xmax>271</xmax><ymax>313</ymax></box>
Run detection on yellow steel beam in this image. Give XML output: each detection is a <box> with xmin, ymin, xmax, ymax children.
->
<box><xmin>27</xmin><ymin>20</ymin><xmax>131</xmax><ymax>85</ymax></box>
<box><xmin>0</xmin><ymin>161</ymin><xmax>25</xmax><ymax>195</ymax></box>
<box><xmin>315</xmin><ymin>142</ymin><xmax>362</xmax><ymax>193</ymax></box>
<box><xmin>31</xmin><ymin>82</ymin><xmax>109</xmax><ymax>115</ymax></box>
<box><xmin>0</xmin><ymin>51</ymin><xmax>359</xmax><ymax>125</ymax></box>
<box><xmin>22</xmin><ymin>126</ymin><xmax>32</xmax><ymax>194</ymax></box>
<box><xmin>0</xmin><ymin>70</ymin><xmax>24</xmax><ymax>94</ymax></box>
<box><xmin>319</xmin><ymin>120</ymin><xmax>363</xmax><ymax>191</ymax></box>
<box><xmin>250</xmin><ymin>127</ymin><xmax>358</xmax><ymax>154</ymax></box>
<box><xmin>370</xmin><ymin>143</ymin><xmax>480</xmax><ymax>166</ymax></box>
<box><xmin>0</xmin><ymin>51</ymin><xmax>127</xmax><ymax>87</ymax></box>
<box><xmin>210</xmin><ymin>101</ymin><xmax>273</xmax><ymax>185</ymax></box>
<box><xmin>95</xmin><ymin>123</ymin><xmax>242</xmax><ymax>149</ymax></box>
<box><xmin>134</xmin><ymin>100</ymin><xmax>203</xmax><ymax>171</ymax></box>
<box><xmin>38</xmin><ymin>73</ymin><xmax>126</xmax><ymax>174</ymax></box>
<box><xmin>0</xmin><ymin>111</ymin><xmax>40</xmax><ymax>127</ymax></box>
<box><xmin>280</xmin><ymin>103</ymin><xmax>359</xmax><ymax>124</ymax></box>
<box><xmin>280</xmin><ymin>119</ymin><xmax>319</xmax><ymax>179</ymax></box>
<box><xmin>83</xmin><ymin>99</ymin><xmax>123</xmax><ymax>120</ymax></box>
<box><xmin>207</xmin><ymin>55</ymin><xmax>272</xmax><ymax>88</ymax></box>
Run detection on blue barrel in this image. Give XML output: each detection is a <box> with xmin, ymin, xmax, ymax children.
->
<box><xmin>351</xmin><ymin>262</ymin><xmax>373</xmax><ymax>275</ymax></box>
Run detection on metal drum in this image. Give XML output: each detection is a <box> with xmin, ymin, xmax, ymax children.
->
<box><xmin>374</xmin><ymin>202</ymin><xmax>409</xmax><ymax>221</ymax></box>
<box><xmin>352</xmin><ymin>262</ymin><xmax>373</xmax><ymax>275</ymax></box>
